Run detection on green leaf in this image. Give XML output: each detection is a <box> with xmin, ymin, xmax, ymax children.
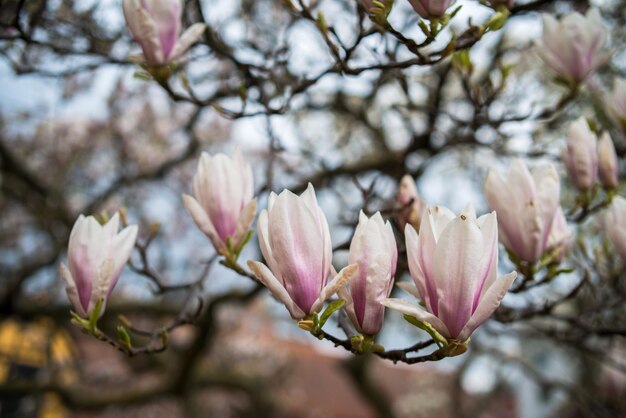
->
<box><xmin>235</xmin><ymin>230</ymin><xmax>253</xmax><ymax>258</ymax></box>
<box><xmin>88</xmin><ymin>298</ymin><xmax>105</xmax><ymax>332</ymax></box>
<box><xmin>316</xmin><ymin>12</ymin><xmax>328</xmax><ymax>34</ymax></box>
<box><xmin>485</xmin><ymin>8</ymin><xmax>509</xmax><ymax>32</ymax></box>
<box><xmin>117</xmin><ymin>326</ymin><xmax>133</xmax><ymax>350</ymax></box>
<box><xmin>70</xmin><ymin>311</ymin><xmax>89</xmax><ymax>329</ymax></box>
<box><xmin>133</xmin><ymin>71</ymin><xmax>152</xmax><ymax>81</ymax></box>
<box><xmin>403</xmin><ymin>314</ymin><xmax>448</xmax><ymax>347</ymax></box>
<box><xmin>319</xmin><ymin>299</ymin><xmax>346</xmax><ymax>328</ymax></box>
<box><xmin>418</xmin><ymin>20</ymin><xmax>430</xmax><ymax>37</ymax></box>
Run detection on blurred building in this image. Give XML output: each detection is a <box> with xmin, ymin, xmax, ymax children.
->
<box><xmin>0</xmin><ymin>317</ymin><xmax>75</xmax><ymax>418</ymax></box>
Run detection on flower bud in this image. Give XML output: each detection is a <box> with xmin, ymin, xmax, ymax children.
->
<box><xmin>247</xmin><ymin>184</ymin><xmax>357</xmax><ymax>319</ymax></box>
<box><xmin>484</xmin><ymin>159</ymin><xmax>561</xmax><ymax>264</ymax></box>
<box><xmin>538</xmin><ymin>9</ymin><xmax>608</xmax><ymax>84</ymax></box>
<box><xmin>563</xmin><ymin>117</ymin><xmax>598</xmax><ymax>191</ymax></box>
<box><xmin>604</xmin><ymin>197</ymin><xmax>626</xmax><ymax>262</ymax></box>
<box><xmin>608</xmin><ymin>79</ymin><xmax>626</xmax><ymax>131</ymax></box>
<box><xmin>183</xmin><ymin>150</ymin><xmax>257</xmax><ymax>254</ymax></box>
<box><xmin>123</xmin><ymin>0</ymin><xmax>206</xmax><ymax>67</ymax></box>
<box><xmin>396</xmin><ymin>175</ymin><xmax>423</xmax><ymax>231</ymax></box>
<box><xmin>339</xmin><ymin>212</ymin><xmax>397</xmax><ymax>336</ymax></box>
<box><xmin>60</xmin><ymin>213</ymin><xmax>138</xmax><ymax>318</ymax></box>
<box><xmin>407</xmin><ymin>0</ymin><xmax>453</xmax><ymax>20</ymax></box>
<box><xmin>598</xmin><ymin>132</ymin><xmax>619</xmax><ymax>189</ymax></box>
<box><xmin>383</xmin><ymin>205</ymin><xmax>516</xmax><ymax>342</ymax></box>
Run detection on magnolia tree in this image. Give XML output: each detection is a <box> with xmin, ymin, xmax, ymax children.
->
<box><xmin>0</xmin><ymin>0</ymin><xmax>625</xmax><ymax>417</ymax></box>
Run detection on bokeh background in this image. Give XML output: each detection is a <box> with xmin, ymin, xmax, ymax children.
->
<box><xmin>0</xmin><ymin>0</ymin><xmax>625</xmax><ymax>417</ymax></box>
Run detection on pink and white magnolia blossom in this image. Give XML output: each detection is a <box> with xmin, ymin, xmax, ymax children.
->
<box><xmin>563</xmin><ymin>118</ymin><xmax>598</xmax><ymax>191</ymax></box>
<box><xmin>604</xmin><ymin>196</ymin><xmax>626</xmax><ymax>262</ymax></box>
<box><xmin>538</xmin><ymin>9</ymin><xmax>608</xmax><ymax>84</ymax></box>
<box><xmin>546</xmin><ymin>207</ymin><xmax>573</xmax><ymax>262</ymax></box>
<box><xmin>60</xmin><ymin>213</ymin><xmax>138</xmax><ymax>318</ymax></box>
<box><xmin>339</xmin><ymin>212</ymin><xmax>397</xmax><ymax>336</ymax></box>
<box><xmin>383</xmin><ymin>205</ymin><xmax>516</xmax><ymax>342</ymax></box>
<box><xmin>598</xmin><ymin>132</ymin><xmax>619</xmax><ymax>189</ymax></box>
<box><xmin>123</xmin><ymin>0</ymin><xmax>206</xmax><ymax>67</ymax></box>
<box><xmin>484</xmin><ymin>159</ymin><xmax>561</xmax><ymax>264</ymax></box>
<box><xmin>183</xmin><ymin>150</ymin><xmax>257</xmax><ymax>254</ymax></box>
<box><xmin>396</xmin><ymin>175</ymin><xmax>424</xmax><ymax>232</ymax></box>
<box><xmin>247</xmin><ymin>184</ymin><xmax>357</xmax><ymax>320</ymax></box>
<box><xmin>407</xmin><ymin>0</ymin><xmax>453</xmax><ymax>19</ymax></box>
<box><xmin>608</xmin><ymin>79</ymin><xmax>626</xmax><ymax>130</ymax></box>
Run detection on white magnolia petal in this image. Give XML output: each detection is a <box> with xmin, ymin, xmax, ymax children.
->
<box><xmin>247</xmin><ymin>260</ymin><xmax>305</xmax><ymax>319</ymax></box>
<box><xmin>405</xmin><ymin>224</ymin><xmax>429</xmax><ymax>305</ymax></box>
<box><xmin>231</xmin><ymin>198</ymin><xmax>257</xmax><ymax>250</ymax></box>
<box><xmin>433</xmin><ymin>210</ymin><xmax>487</xmax><ymax>338</ymax></box>
<box><xmin>337</xmin><ymin>285</ymin><xmax>359</xmax><ymax>333</ymax></box>
<box><xmin>108</xmin><ymin>224</ymin><xmax>138</xmax><ymax>292</ymax></box>
<box><xmin>89</xmin><ymin>259</ymin><xmax>115</xmax><ymax>318</ymax></box>
<box><xmin>381</xmin><ymin>298</ymin><xmax>451</xmax><ymax>339</ymax></box>
<box><xmin>395</xmin><ymin>281</ymin><xmax>422</xmax><ymax>299</ymax></box>
<box><xmin>171</xmin><ymin>23</ymin><xmax>206</xmax><ymax>60</ymax></box>
<box><xmin>60</xmin><ymin>263</ymin><xmax>86</xmax><ymax>318</ymax></box>
<box><xmin>310</xmin><ymin>263</ymin><xmax>358</xmax><ymax>314</ymax></box>
<box><xmin>183</xmin><ymin>194</ymin><xmax>225</xmax><ymax>251</ymax></box>
<box><xmin>458</xmin><ymin>271</ymin><xmax>517</xmax><ymax>341</ymax></box>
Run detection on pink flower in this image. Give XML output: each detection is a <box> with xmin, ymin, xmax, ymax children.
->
<box><xmin>339</xmin><ymin>212</ymin><xmax>397</xmax><ymax>336</ymax></box>
<box><xmin>605</xmin><ymin>197</ymin><xmax>626</xmax><ymax>262</ymax></box>
<box><xmin>563</xmin><ymin>117</ymin><xmax>598</xmax><ymax>191</ymax></box>
<box><xmin>538</xmin><ymin>9</ymin><xmax>608</xmax><ymax>84</ymax></box>
<box><xmin>123</xmin><ymin>0</ymin><xmax>206</xmax><ymax>67</ymax></box>
<box><xmin>484</xmin><ymin>159</ymin><xmax>561</xmax><ymax>264</ymax></box>
<box><xmin>60</xmin><ymin>213</ymin><xmax>137</xmax><ymax>318</ymax></box>
<box><xmin>608</xmin><ymin>79</ymin><xmax>626</xmax><ymax>131</ymax></box>
<box><xmin>546</xmin><ymin>207</ymin><xmax>573</xmax><ymax>262</ymax></box>
<box><xmin>247</xmin><ymin>184</ymin><xmax>357</xmax><ymax>319</ymax></box>
<box><xmin>407</xmin><ymin>0</ymin><xmax>453</xmax><ymax>19</ymax></box>
<box><xmin>183</xmin><ymin>150</ymin><xmax>257</xmax><ymax>254</ymax></box>
<box><xmin>598</xmin><ymin>132</ymin><xmax>619</xmax><ymax>189</ymax></box>
<box><xmin>383</xmin><ymin>205</ymin><xmax>516</xmax><ymax>341</ymax></box>
<box><xmin>396</xmin><ymin>175</ymin><xmax>424</xmax><ymax>232</ymax></box>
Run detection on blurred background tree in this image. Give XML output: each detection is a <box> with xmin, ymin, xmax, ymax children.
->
<box><xmin>0</xmin><ymin>0</ymin><xmax>624</xmax><ymax>417</ymax></box>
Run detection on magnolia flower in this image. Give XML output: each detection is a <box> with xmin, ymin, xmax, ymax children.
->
<box><xmin>407</xmin><ymin>0</ymin><xmax>453</xmax><ymax>19</ymax></box>
<box><xmin>183</xmin><ymin>150</ymin><xmax>257</xmax><ymax>254</ymax></box>
<box><xmin>339</xmin><ymin>212</ymin><xmax>397</xmax><ymax>336</ymax></box>
<box><xmin>383</xmin><ymin>205</ymin><xmax>516</xmax><ymax>342</ymax></box>
<box><xmin>608</xmin><ymin>79</ymin><xmax>626</xmax><ymax>130</ymax></box>
<box><xmin>484</xmin><ymin>159</ymin><xmax>561</xmax><ymax>264</ymax></box>
<box><xmin>247</xmin><ymin>184</ymin><xmax>357</xmax><ymax>320</ymax></box>
<box><xmin>60</xmin><ymin>213</ymin><xmax>138</xmax><ymax>318</ymax></box>
<box><xmin>396</xmin><ymin>175</ymin><xmax>424</xmax><ymax>232</ymax></box>
<box><xmin>123</xmin><ymin>0</ymin><xmax>206</xmax><ymax>67</ymax></box>
<box><xmin>546</xmin><ymin>207</ymin><xmax>573</xmax><ymax>262</ymax></box>
<box><xmin>604</xmin><ymin>196</ymin><xmax>626</xmax><ymax>262</ymax></box>
<box><xmin>563</xmin><ymin>117</ymin><xmax>598</xmax><ymax>191</ymax></box>
<box><xmin>538</xmin><ymin>9</ymin><xmax>608</xmax><ymax>84</ymax></box>
<box><xmin>598</xmin><ymin>132</ymin><xmax>619</xmax><ymax>189</ymax></box>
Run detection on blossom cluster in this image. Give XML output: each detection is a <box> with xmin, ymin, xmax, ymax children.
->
<box><xmin>60</xmin><ymin>142</ymin><xmax>625</xmax><ymax>353</ymax></box>
<box><xmin>58</xmin><ymin>1</ymin><xmax>625</xmax><ymax>358</ymax></box>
